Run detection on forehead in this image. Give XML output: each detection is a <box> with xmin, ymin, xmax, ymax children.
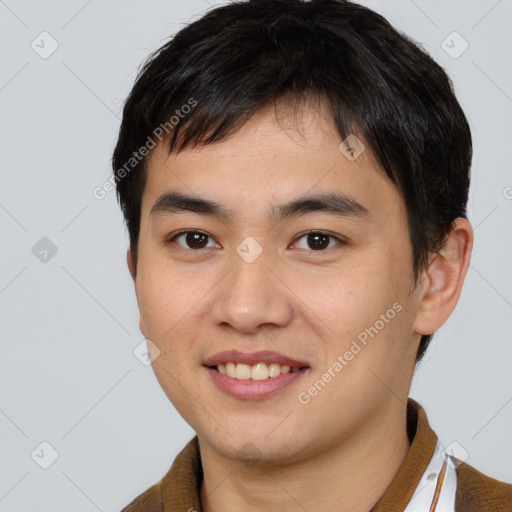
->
<box><xmin>141</xmin><ymin>101</ymin><xmax>402</xmax><ymax>225</ymax></box>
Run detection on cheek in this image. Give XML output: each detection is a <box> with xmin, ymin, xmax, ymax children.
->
<box><xmin>302</xmin><ymin>264</ymin><xmax>392</xmax><ymax>324</ymax></box>
<box><xmin>135</xmin><ymin>264</ymin><xmax>212</xmax><ymax>375</ymax></box>
<box><xmin>300</xmin><ymin>258</ymin><xmax>412</xmax><ymax>362</ymax></box>
<box><xmin>136</xmin><ymin>263</ymin><xmax>199</xmax><ymax>332</ymax></box>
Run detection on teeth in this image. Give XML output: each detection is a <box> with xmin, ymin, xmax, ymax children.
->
<box><xmin>215</xmin><ymin>362</ymin><xmax>302</xmax><ymax>380</ymax></box>
<box><xmin>251</xmin><ymin>363</ymin><xmax>268</xmax><ymax>381</ymax></box>
<box><xmin>225</xmin><ymin>362</ymin><xmax>236</xmax><ymax>378</ymax></box>
<box><xmin>268</xmin><ymin>363</ymin><xmax>281</xmax><ymax>378</ymax></box>
<box><xmin>235</xmin><ymin>363</ymin><xmax>251</xmax><ymax>379</ymax></box>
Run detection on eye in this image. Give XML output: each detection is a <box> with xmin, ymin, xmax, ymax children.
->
<box><xmin>165</xmin><ymin>230</ymin><xmax>345</xmax><ymax>252</ymax></box>
<box><xmin>293</xmin><ymin>231</ymin><xmax>344</xmax><ymax>251</ymax></box>
<box><xmin>166</xmin><ymin>230</ymin><xmax>220</xmax><ymax>250</ymax></box>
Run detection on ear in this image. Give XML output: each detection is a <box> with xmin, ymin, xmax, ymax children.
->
<box><xmin>127</xmin><ymin>249</ymin><xmax>136</xmax><ymax>281</ymax></box>
<box><xmin>413</xmin><ymin>218</ymin><xmax>473</xmax><ymax>335</ymax></box>
<box><xmin>139</xmin><ymin>316</ymin><xmax>147</xmax><ymax>338</ymax></box>
<box><xmin>126</xmin><ymin>249</ymin><xmax>146</xmax><ymax>335</ymax></box>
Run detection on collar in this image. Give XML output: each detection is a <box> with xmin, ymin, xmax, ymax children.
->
<box><xmin>159</xmin><ymin>398</ymin><xmax>442</xmax><ymax>512</ymax></box>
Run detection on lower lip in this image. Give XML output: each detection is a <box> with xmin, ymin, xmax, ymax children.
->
<box><xmin>205</xmin><ymin>366</ymin><xmax>308</xmax><ymax>400</ymax></box>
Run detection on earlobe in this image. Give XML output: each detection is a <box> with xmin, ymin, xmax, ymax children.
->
<box><xmin>127</xmin><ymin>249</ymin><xmax>135</xmax><ymax>281</ymax></box>
<box><xmin>127</xmin><ymin>249</ymin><xmax>145</xmax><ymax>335</ymax></box>
<box><xmin>139</xmin><ymin>317</ymin><xmax>146</xmax><ymax>337</ymax></box>
<box><xmin>413</xmin><ymin>218</ymin><xmax>473</xmax><ymax>335</ymax></box>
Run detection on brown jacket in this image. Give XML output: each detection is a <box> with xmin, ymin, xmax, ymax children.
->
<box><xmin>120</xmin><ymin>399</ymin><xmax>512</xmax><ymax>511</ymax></box>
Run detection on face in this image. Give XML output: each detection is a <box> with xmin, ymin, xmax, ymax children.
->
<box><xmin>131</xmin><ymin>101</ymin><xmax>424</xmax><ymax>465</ymax></box>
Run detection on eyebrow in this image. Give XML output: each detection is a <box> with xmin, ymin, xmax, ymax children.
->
<box><xmin>150</xmin><ymin>191</ymin><xmax>371</xmax><ymax>222</ymax></box>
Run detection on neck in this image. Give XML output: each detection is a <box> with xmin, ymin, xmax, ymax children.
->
<box><xmin>199</xmin><ymin>400</ymin><xmax>411</xmax><ymax>512</ymax></box>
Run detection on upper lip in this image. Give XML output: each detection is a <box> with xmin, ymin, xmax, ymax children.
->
<box><xmin>203</xmin><ymin>350</ymin><xmax>310</xmax><ymax>368</ymax></box>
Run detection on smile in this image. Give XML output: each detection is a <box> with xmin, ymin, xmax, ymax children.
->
<box><xmin>205</xmin><ymin>365</ymin><xmax>309</xmax><ymax>400</ymax></box>
<box><xmin>213</xmin><ymin>362</ymin><xmax>304</xmax><ymax>380</ymax></box>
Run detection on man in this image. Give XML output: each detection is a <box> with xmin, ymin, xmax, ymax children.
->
<box><xmin>112</xmin><ymin>0</ymin><xmax>512</xmax><ymax>510</ymax></box>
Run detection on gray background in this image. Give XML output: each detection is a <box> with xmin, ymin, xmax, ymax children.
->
<box><xmin>0</xmin><ymin>0</ymin><xmax>511</xmax><ymax>510</ymax></box>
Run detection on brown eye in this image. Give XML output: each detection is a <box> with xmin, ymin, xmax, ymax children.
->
<box><xmin>307</xmin><ymin>233</ymin><xmax>330</xmax><ymax>250</ymax></box>
<box><xmin>168</xmin><ymin>231</ymin><xmax>218</xmax><ymax>250</ymax></box>
<box><xmin>294</xmin><ymin>231</ymin><xmax>343</xmax><ymax>251</ymax></box>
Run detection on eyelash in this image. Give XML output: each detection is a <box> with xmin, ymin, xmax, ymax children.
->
<box><xmin>164</xmin><ymin>230</ymin><xmax>346</xmax><ymax>252</ymax></box>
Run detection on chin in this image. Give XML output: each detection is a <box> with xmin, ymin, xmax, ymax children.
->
<box><xmin>198</xmin><ymin>426</ymin><xmax>312</xmax><ymax>466</ymax></box>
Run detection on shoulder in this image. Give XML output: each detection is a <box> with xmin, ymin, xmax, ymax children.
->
<box><xmin>119</xmin><ymin>483</ymin><xmax>162</xmax><ymax>512</ymax></box>
<box><xmin>455</xmin><ymin>459</ymin><xmax>512</xmax><ymax>511</ymax></box>
<box><xmin>118</xmin><ymin>436</ymin><xmax>201</xmax><ymax>512</ymax></box>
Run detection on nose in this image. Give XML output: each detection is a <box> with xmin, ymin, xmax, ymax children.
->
<box><xmin>209</xmin><ymin>250</ymin><xmax>295</xmax><ymax>334</ymax></box>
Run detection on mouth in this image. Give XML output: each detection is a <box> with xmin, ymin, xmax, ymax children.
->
<box><xmin>203</xmin><ymin>349</ymin><xmax>311</xmax><ymax>379</ymax></box>
<box><xmin>207</xmin><ymin>362</ymin><xmax>309</xmax><ymax>381</ymax></box>
<box><xmin>202</xmin><ymin>350</ymin><xmax>311</xmax><ymax>400</ymax></box>
<box><xmin>204</xmin><ymin>364</ymin><xmax>309</xmax><ymax>400</ymax></box>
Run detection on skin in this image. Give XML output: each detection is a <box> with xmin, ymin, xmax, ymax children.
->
<box><xmin>127</xmin><ymin>100</ymin><xmax>473</xmax><ymax>512</ymax></box>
